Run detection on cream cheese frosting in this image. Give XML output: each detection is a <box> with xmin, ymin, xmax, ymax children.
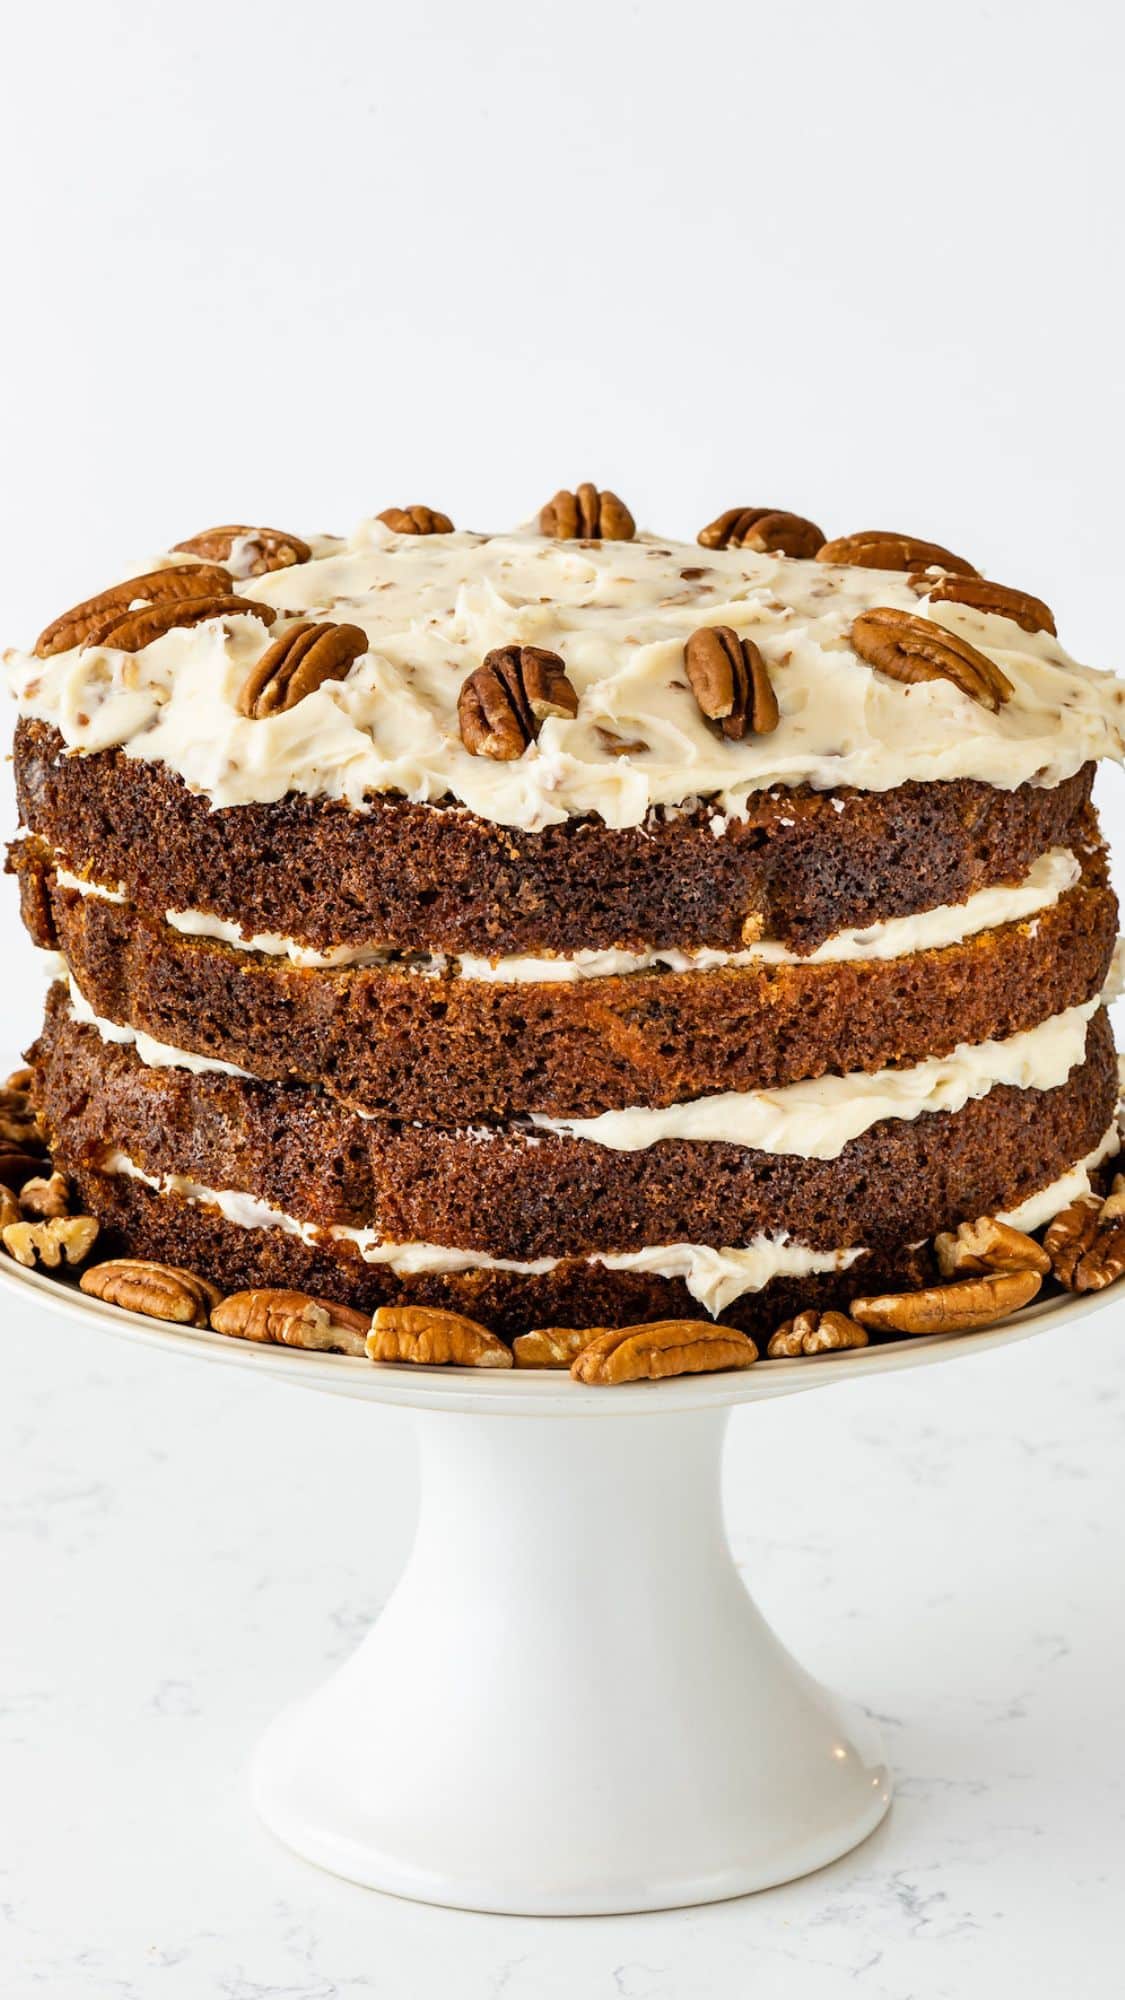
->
<box><xmin>53</xmin><ymin>844</ymin><xmax>1083</xmax><ymax>977</ymax></box>
<box><xmin>9</xmin><ymin>521</ymin><xmax>1125</xmax><ymax>831</ymax></box>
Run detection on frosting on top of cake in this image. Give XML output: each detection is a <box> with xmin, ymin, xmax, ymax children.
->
<box><xmin>9</xmin><ymin>520</ymin><xmax>1125</xmax><ymax>830</ymax></box>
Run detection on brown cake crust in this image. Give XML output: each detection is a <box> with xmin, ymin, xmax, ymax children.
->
<box><xmin>13</xmin><ymin>844</ymin><xmax>1117</xmax><ymax>1120</ymax></box>
<box><xmin>32</xmin><ymin>989</ymin><xmax>1116</xmax><ymax>1260</ymax></box>
<box><xmin>14</xmin><ymin>720</ymin><xmax>1098</xmax><ymax>955</ymax></box>
<box><xmin>63</xmin><ymin>1162</ymin><xmax>947</xmax><ymax>1343</ymax></box>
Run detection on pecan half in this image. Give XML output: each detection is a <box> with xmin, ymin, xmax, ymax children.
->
<box><xmin>376</xmin><ymin>504</ymin><xmax>454</xmax><ymax>535</ymax></box>
<box><xmin>850</xmin><ymin>607</ymin><xmax>1012</xmax><ymax>712</ymax></box>
<box><xmin>458</xmin><ymin>644</ymin><xmax>579</xmax><ymax>759</ymax></box>
<box><xmin>817</xmin><ymin>530</ymin><xmax>978</xmax><ymax>576</ymax></box>
<box><xmin>172</xmin><ymin>525</ymin><xmax>311</xmax><ymax>577</ymax></box>
<box><xmin>1044</xmin><ymin>1180</ymin><xmax>1125</xmax><ymax>1291</ymax></box>
<box><xmin>934</xmin><ymin>1215</ymin><xmax>1050</xmax><ymax>1279</ymax></box>
<box><xmin>18</xmin><ymin>1171</ymin><xmax>71</xmax><ymax>1221</ymax></box>
<box><xmin>0</xmin><ymin>1187</ymin><xmax>20</xmax><ymax>1230</ymax></box>
<box><xmin>0</xmin><ymin>1142</ymin><xmax>50</xmax><ymax>1189</ymax></box>
<box><xmin>3</xmin><ymin>1215</ymin><xmax>99</xmax><ymax>1269</ymax></box>
<box><xmin>0</xmin><ymin>1100</ymin><xmax>45</xmax><ymax>1147</ymax></box>
<box><xmin>851</xmin><ymin>1267</ymin><xmax>1041</xmax><ymax>1337</ymax></box>
<box><xmin>84</xmin><ymin>594</ymin><xmax>276</xmax><ymax>652</ymax></box>
<box><xmin>538</xmin><ymin>484</ymin><xmax>636</xmax><ymax>541</ymax></box>
<box><xmin>571</xmin><ymin>1320</ymin><xmax>758</xmax><ymax>1385</ymax></box>
<box><xmin>512</xmin><ymin>1326</ymin><xmax>596</xmax><ymax>1368</ymax></box>
<box><xmin>79</xmin><ymin>1258</ymin><xmax>222</xmax><ymax>1324</ymax></box>
<box><xmin>34</xmin><ymin>564</ymin><xmax>235</xmax><ymax>658</ymax></box>
<box><xmin>3</xmin><ymin>1067</ymin><xmax>33</xmax><ymax>1095</ymax></box>
<box><xmin>909</xmin><ymin>572</ymin><xmax>1056</xmax><ymax>637</ymax></box>
<box><xmin>210</xmin><ymin>1287</ymin><xmax>370</xmax><ymax>1356</ymax></box>
<box><xmin>237</xmin><ymin>620</ymin><xmax>368</xmax><ymax>719</ymax></box>
<box><xmin>767</xmin><ymin>1309</ymin><xmax>868</xmax><ymax>1358</ymax></box>
<box><xmin>698</xmin><ymin>507</ymin><xmax>825</xmax><ymax>559</ymax></box>
<box><xmin>367</xmin><ymin>1305</ymin><xmax>513</xmax><ymax>1368</ymax></box>
<box><xmin>684</xmin><ymin>625</ymin><xmax>779</xmax><ymax>740</ymax></box>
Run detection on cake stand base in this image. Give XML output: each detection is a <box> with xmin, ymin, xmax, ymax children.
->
<box><xmin>252</xmin><ymin>1405</ymin><xmax>890</xmax><ymax>1914</ymax></box>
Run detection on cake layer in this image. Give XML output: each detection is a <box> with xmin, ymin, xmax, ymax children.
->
<box><xmin>13</xmin><ymin>843</ymin><xmax>1116</xmax><ymax>1119</ymax></box>
<box><xmin>12</xmin><ymin>720</ymin><xmax>1100</xmax><ymax>955</ymax></box>
<box><xmin>31</xmin><ymin>987</ymin><xmax>1117</xmax><ymax>1260</ymax></box>
<box><xmin>60</xmin><ymin>1161</ymin><xmax>949</xmax><ymax>1341</ymax></box>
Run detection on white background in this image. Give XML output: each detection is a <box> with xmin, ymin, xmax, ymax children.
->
<box><xmin>1</xmin><ymin>2</ymin><xmax>1124</xmax><ymax>1994</ymax></box>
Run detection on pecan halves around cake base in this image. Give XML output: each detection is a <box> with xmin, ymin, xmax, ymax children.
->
<box><xmin>571</xmin><ymin>1320</ymin><xmax>759</xmax><ymax>1385</ymax></box>
<box><xmin>512</xmin><ymin>1325</ymin><xmax>597</xmax><ymax>1368</ymax></box>
<box><xmin>934</xmin><ymin>1215</ymin><xmax>1050</xmax><ymax>1278</ymax></box>
<box><xmin>458</xmin><ymin>645</ymin><xmax>579</xmax><ymax>759</ymax></box>
<box><xmin>684</xmin><ymin>625</ymin><xmax>779</xmax><ymax>740</ymax></box>
<box><xmin>79</xmin><ymin>1257</ymin><xmax>222</xmax><ymax>1325</ymax></box>
<box><xmin>237</xmin><ymin>621</ymin><xmax>369</xmax><ymax>719</ymax></box>
<box><xmin>850</xmin><ymin>607</ymin><xmax>1013</xmax><ymax>712</ymax></box>
<box><xmin>766</xmin><ymin>1309</ymin><xmax>868</xmax><ymax>1358</ymax></box>
<box><xmin>172</xmin><ymin>525</ymin><xmax>312</xmax><ymax>577</ymax></box>
<box><xmin>368</xmin><ymin>1305</ymin><xmax>513</xmax><ymax>1368</ymax></box>
<box><xmin>850</xmin><ymin>1267</ymin><xmax>1042</xmax><ymax>1337</ymax></box>
<box><xmin>817</xmin><ymin>530</ymin><xmax>979</xmax><ymax>576</ymax></box>
<box><xmin>34</xmin><ymin>564</ymin><xmax>237</xmax><ymax>657</ymax></box>
<box><xmin>697</xmin><ymin>507</ymin><xmax>825</xmax><ymax>559</ymax></box>
<box><xmin>538</xmin><ymin>483</ymin><xmax>636</xmax><ymax>541</ymax></box>
<box><xmin>3</xmin><ymin>1215</ymin><xmax>99</xmax><ymax>1270</ymax></box>
<box><xmin>211</xmin><ymin>1287</ymin><xmax>370</xmax><ymax>1356</ymax></box>
<box><xmin>1044</xmin><ymin>1178</ymin><xmax>1125</xmax><ymax>1291</ymax></box>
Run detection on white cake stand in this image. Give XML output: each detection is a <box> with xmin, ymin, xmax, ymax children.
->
<box><xmin>0</xmin><ymin>1256</ymin><xmax>1110</xmax><ymax>1916</ymax></box>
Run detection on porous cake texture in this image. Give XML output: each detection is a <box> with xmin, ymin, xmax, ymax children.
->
<box><xmin>6</xmin><ymin>499</ymin><xmax>1125</xmax><ymax>1353</ymax></box>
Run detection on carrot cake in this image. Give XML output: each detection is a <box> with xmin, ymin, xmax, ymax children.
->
<box><xmin>6</xmin><ymin>494</ymin><xmax>1124</xmax><ymax>1349</ymax></box>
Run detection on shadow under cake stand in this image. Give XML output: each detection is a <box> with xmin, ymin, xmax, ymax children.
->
<box><xmin>0</xmin><ymin>1255</ymin><xmax>1110</xmax><ymax>1916</ymax></box>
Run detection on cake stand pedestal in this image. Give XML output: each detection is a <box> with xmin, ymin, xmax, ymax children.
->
<box><xmin>253</xmin><ymin>1401</ymin><xmax>888</xmax><ymax>1914</ymax></box>
<box><xmin>1</xmin><ymin>1257</ymin><xmax>1109</xmax><ymax>1915</ymax></box>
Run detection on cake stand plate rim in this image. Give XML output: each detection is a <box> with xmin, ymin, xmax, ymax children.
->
<box><xmin>0</xmin><ymin>1255</ymin><xmax>1115</xmax><ymax>1415</ymax></box>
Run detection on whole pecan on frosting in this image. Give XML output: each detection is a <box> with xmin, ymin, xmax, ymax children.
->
<box><xmin>34</xmin><ymin>563</ymin><xmax>236</xmax><ymax>658</ymax></box>
<box><xmin>698</xmin><ymin>507</ymin><xmax>825</xmax><ymax>559</ymax></box>
<box><xmin>83</xmin><ymin>594</ymin><xmax>276</xmax><ymax>653</ymax></box>
<box><xmin>458</xmin><ymin>644</ymin><xmax>579</xmax><ymax>760</ymax></box>
<box><xmin>850</xmin><ymin>606</ymin><xmax>1012</xmax><ymax>712</ymax></box>
<box><xmin>909</xmin><ymin>571</ymin><xmax>1057</xmax><ymax>637</ymax></box>
<box><xmin>172</xmin><ymin>525</ymin><xmax>312</xmax><ymax>577</ymax></box>
<box><xmin>572</xmin><ymin>1320</ymin><xmax>758</xmax><ymax>1385</ymax></box>
<box><xmin>80</xmin><ymin>1258</ymin><xmax>222</xmax><ymax>1325</ymax></box>
<box><xmin>817</xmin><ymin>530</ymin><xmax>979</xmax><ymax>576</ymax></box>
<box><xmin>237</xmin><ymin>619</ymin><xmax>368</xmax><ymax>719</ymax></box>
<box><xmin>376</xmin><ymin>504</ymin><xmax>454</xmax><ymax>535</ymax></box>
<box><xmin>538</xmin><ymin>483</ymin><xmax>636</xmax><ymax>541</ymax></box>
<box><xmin>684</xmin><ymin>625</ymin><xmax>779</xmax><ymax>739</ymax></box>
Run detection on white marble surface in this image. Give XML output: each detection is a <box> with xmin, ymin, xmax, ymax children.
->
<box><xmin>2</xmin><ymin>1290</ymin><xmax>1123</xmax><ymax>1998</ymax></box>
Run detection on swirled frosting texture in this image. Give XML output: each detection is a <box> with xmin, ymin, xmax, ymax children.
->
<box><xmin>9</xmin><ymin>521</ymin><xmax>1125</xmax><ymax>831</ymax></box>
